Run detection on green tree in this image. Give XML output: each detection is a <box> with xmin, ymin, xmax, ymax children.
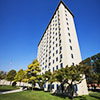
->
<box><xmin>53</xmin><ymin>68</ymin><xmax>66</xmax><ymax>93</ymax></box>
<box><xmin>37</xmin><ymin>75</ymin><xmax>45</xmax><ymax>89</ymax></box>
<box><xmin>0</xmin><ymin>71</ymin><xmax>7</xmax><ymax>81</ymax></box>
<box><xmin>6</xmin><ymin>70</ymin><xmax>16</xmax><ymax>85</ymax></box>
<box><xmin>91</xmin><ymin>53</ymin><xmax>100</xmax><ymax>74</ymax></box>
<box><xmin>0</xmin><ymin>71</ymin><xmax>7</xmax><ymax>86</ymax></box>
<box><xmin>43</xmin><ymin>71</ymin><xmax>56</xmax><ymax>92</ymax></box>
<box><xmin>26</xmin><ymin>59</ymin><xmax>41</xmax><ymax>91</ymax></box>
<box><xmin>80</xmin><ymin>53</ymin><xmax>100</xmax><ymax>84</ymax></box>
<box><xmin>54</xmin><ymin>65</ymin><xmax>87</xmax><ymax>100</ymax></box>
<box><xmin>14</xmin><ymin>69</ymin><xmax>25</xmax><ymax>86</ymax></box>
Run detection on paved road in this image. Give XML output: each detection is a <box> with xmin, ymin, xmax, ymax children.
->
<box><xmin>0</xmin><ymin>88</ymin><xmax>23</xmax><ymax>94</ymax></box>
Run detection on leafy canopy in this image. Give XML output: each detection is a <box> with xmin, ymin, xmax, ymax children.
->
<box><xmin>14</xmin><ymin>69</ymin><xmax>24</xmax><ymax>82</ymax></box>
<box><xmin>6</xmin><ymin>70</ymin><xmax>16</xmax><ymax>82</ymax></box>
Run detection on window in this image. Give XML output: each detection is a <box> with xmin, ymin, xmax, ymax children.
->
<box><xmin>55</xmin><ymin>28</ymin><xmax>57</xmax><ymax>30</ymax></box>
<box><xmin>49</xmin><ymin>69</ymin><xmax>51</xmax><ymax>72</ymax></box>
<box><xmin>49</xmin><ymin>56</ymin><xmax>51</xmax><ymax>60</ymax></box>
<box><xmin>45</xmin><ymin>65</ymin><xmax>47</xmax><ymax>68</ymax></box>
<box><xmin>59</xmin><ymin>34</ymin><xmax>61</xmax><ymax>37</ymax></box>
<box><xmin>53</xmin><ymin>67</ymin><xmax>54</xmax><ymax>71</ymax></box>
<box><xmin>48</xmin><ymin>84</ymin><xmax>50</xmax><ymax>89</ymax></box>
<box><xmin>67</xmin><ymin>27</ymin><xmax>69</xmax><ymax>30</ymax></box>
<box><xmin>56</xmin><ymin>38</ymin><xmax>57</xmax><ymax>41</ymax></box>
<box><xmin>52</xmin><ymin>84</ymin><xmax>54</xmax><ymax>89</ymax></box>
<box><xmin>56</xmin><ymin>50</ymin><xmax>58</xmax><ymax>54</ymax></box>
<box><xmin>69</xmin><ymin>39</ymin><xmax>71</xmax><ymax>43</ymax></box>
<box><xmin>72</xmin><ymin>63</ymin><xmax>75</xmax><ymax>66</ymax></box>
<box><xmin>42</xmin><ymin>67</ymin><xmax>44</xmax><ymax>70</ymax></box>
<box><xmin>66</xmin><ymin>18</ymin><xmax>68</xmax><ymax>20</ymax></box>
<box><xmin>56</xmin><ymin>33</ymin><xmax>57</xmax><ymax>35</ymax></box>
<box><xmin>60</xmin><ymin>63</ymin><xmax>63</xmax><ymax>68</ymax></box>
<box><xmin>53</xmin><ymin>42</ymin><xmax>54</xmax><ymax>44</ymax></box>
<box><xmin>56</xmin><ymin>57</ymin><xmax>58</xmax><ymax>62</ymax></box>
<box><xmin>68</xmin><ymin>33</ymin><xmax>70</xmax><ymax>36</ymax></box>
<box><xmin>70</xmin><ymin>46</ymin><xmax>72</xmax><ymax>50</ymax></box>
<box><xmin>60</xmin><ymin>47</ymin><xmax>62</xmax><ymax>50</ymax></box>
<box><xmin>53</xmin><ymin>60</ymin><xmax>55</xmax><ymax>64</ymax></box>
<box><xmin>48</xmin><ymin>63</ymin><xmax>51</xmax><ymax>66</ymax></box>
<box><xmin>56</xmin><ymin>65</ymin><xmax>58</xmax><ymax>70</ymax></box>
<box><xmin>71</xmin><ymin>54</ymin><xmax>74</xmax><ymax>59</ymax></box>
<box><xmin>59</xmin><ymin>40</ymin><xmax>61</xmax><ymax>43</ymax></box>
<box><xmin>67</xmin><ymin>22</ymin><xmax>69</xmax><ymax>25</ymax></box>
<box><xmin>53</xmin><ymin>53</ymin><xmax>55</xmax><ymax>57</ymax></box>
<box><xmin>56</xmin><ymin>84</ymin><xmax>59</xmax><ymax>90</ymax></box>
<box><xmin>60</xmin><ymin>54</ymin><xmax>62</xmax><ymax>59</ymax></box>
<box><xmin>49</xmin><ymin>51</ymin><xmax>51</xmax><ymax>54</ymax></box>
<box><xmin>65</xmin><ymin>14</ymin><xmax>67</xmax><ymax>16</ymax></box>
<box><xmin>56</xmin><ymin>44</ymin><xmax>58</xmax><ymax>47</ymax></box>
<box><xmin>53</xmin><ymin>47</ymin><xmax>55</xmax><ymax>50</ymax></box>
<box><xmin>44</xmin><ymin>84</ymin><xmax>46</xmax><ymax>88</ymax></box>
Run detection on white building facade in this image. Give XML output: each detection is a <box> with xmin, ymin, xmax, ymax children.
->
<box><xmin>37</xmin><ymin>1</ymin><xmax>88</xmax><ymax>96</ymax></box>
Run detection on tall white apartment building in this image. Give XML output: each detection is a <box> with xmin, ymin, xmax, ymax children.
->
<box><xmin>37</xmin><ymin>0</ymin><xmax>88</xmax><ymax>95</ymax></box>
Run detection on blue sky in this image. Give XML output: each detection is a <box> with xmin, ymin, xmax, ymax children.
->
<box><xmin>0</xmin><ymin>0</ymin><xmax>100</xmax><ymax>72</ymax></box>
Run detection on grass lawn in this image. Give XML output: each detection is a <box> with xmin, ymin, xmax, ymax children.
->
<box><xmin>0</xmin><ymin>85</ymin><xmax>19</xmax><ymax>92</ymax></box>
<box><xmin>0</xmin><ymin>90</ymin><xmax>100</xmax><ymax>100</ymax></box>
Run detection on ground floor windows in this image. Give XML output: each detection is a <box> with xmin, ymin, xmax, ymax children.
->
<box><xmin>44</xmin><ymin>84</ymin><xmax>46</xmax><ymax>88</ymax></box>
<box><xmin>56</xmin><ymin>84</ymin><xmax>59</xmax><ymax>90</ymax></box>
<box><xmin>52</xmin><ymin>84</ymin><xmax>54</xmax><ymax>89</ymax></box>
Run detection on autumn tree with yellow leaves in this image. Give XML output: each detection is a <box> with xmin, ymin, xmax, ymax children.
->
<box><xmin>25</xmin><ymin>59</ymin><xmax>41</xmax><ymax>90</ymax></box>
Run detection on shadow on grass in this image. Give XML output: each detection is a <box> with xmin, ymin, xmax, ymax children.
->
<box><xmin>52</xmin><ymin>93</ymin><xmax>88</xmax><ymax>100</ymax></box>
<box><xmin>75</xmin><ymin>96</ymin><xmax>87</xmax><ymax>100</ymax></box>
<box><xmin>89</xmin><ymin>94</ymin><xmax>100</xmax><ymax>99</ymax></box>
<box><xmin>52</xmin><ymin>93</ymin><xmax>67</xmax><ymax>99</ymax></box>
<box><xmin>0</xmin><ymin>89</ymin><xmax>14</xmax><ymax>92</ymax></box>
<box><xmin>27</xmin><ymin>87</ymin><xmax>44</xmax><ymax>91</ymax></box>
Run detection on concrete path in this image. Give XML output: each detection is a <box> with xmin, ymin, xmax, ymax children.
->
<box><xmin>0</xmin><ymin>88</ymin><xmax>23</xmax><ymax>94</ymax></box>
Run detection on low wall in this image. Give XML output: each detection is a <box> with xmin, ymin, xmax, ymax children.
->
<box><xmin>0</xmin><ymin>80</ymin><xmax>31</xmax><ymax>87</ymax></box>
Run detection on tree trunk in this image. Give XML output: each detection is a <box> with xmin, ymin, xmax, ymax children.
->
<box><xmin>50</xmin><ymin>82</ymin><xmax>53</xmax><ymax>92</ymax></box>
<box><xmin>61</xmin><ymin>83</ymin><xmax>64</xmax><ymax>94</ymax></box>
<box><xmin>19</xmin><ymin>82</ymin><xmax>21</xmax><ymax>86</ymax></box>
<box><xmin>32</xmin><ymin>82</ymin><xmax>35</xmax><ymax>91</ymax></box>
<box><xmin>71</xmin><ymin>90</ymin><xmax>74</xmax><ymax>100</ymax></box>
<box><xmin>32</xmin><ymin>84</ymin><xmax>34</xmax><ymax>91</ymax></box>
<box><xmin>70</xmin><ymin>83</ymin><xmax>75</xmax><ymax>100</ymax></box>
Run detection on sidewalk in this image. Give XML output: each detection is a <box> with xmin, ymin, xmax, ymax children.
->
<box><xmin>0</xmin><ymin>88</ymin><xmax>23</xmax><ymax>94</ymax></box>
